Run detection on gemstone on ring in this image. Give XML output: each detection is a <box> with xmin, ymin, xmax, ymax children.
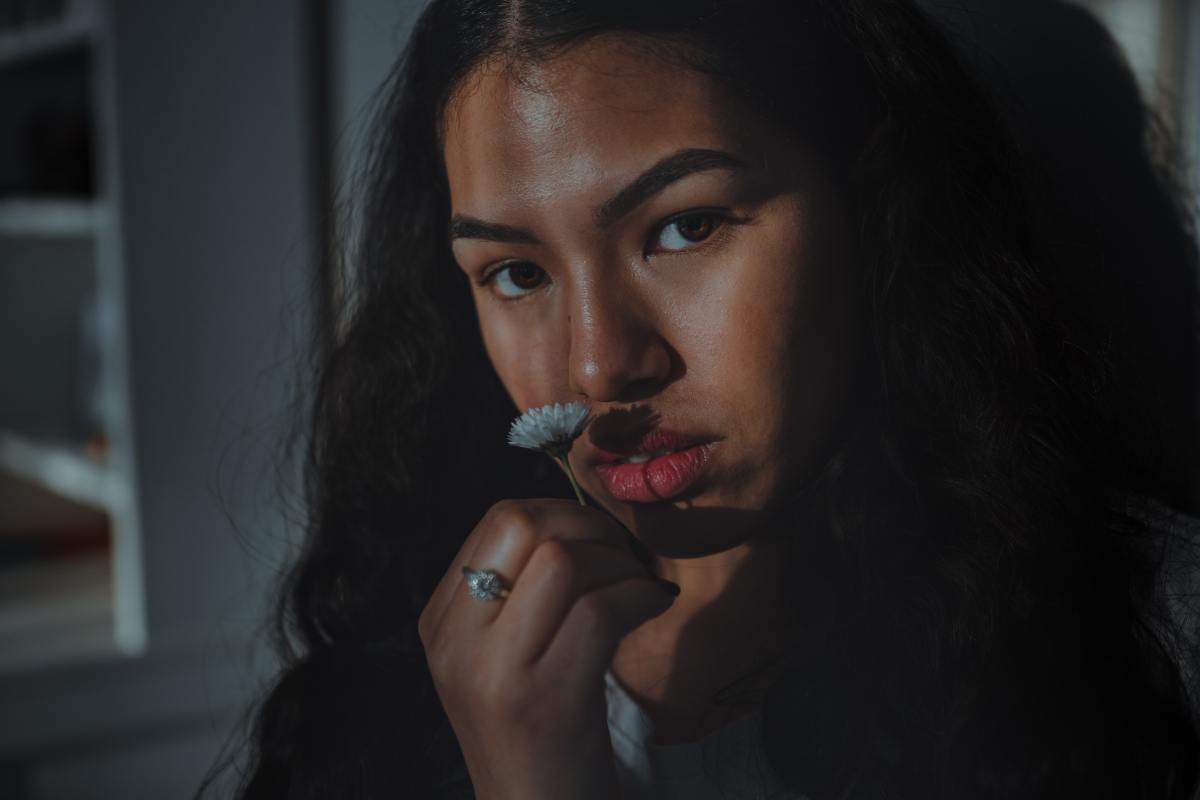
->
<box><xmin>462</xmin><ymin>566</ymin><xmax>509</xmax><ymax>600</ymax></box>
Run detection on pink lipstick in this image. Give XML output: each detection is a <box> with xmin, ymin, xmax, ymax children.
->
<box><xmin>590</xmin><ymin>429</ymin><xmax>719</xmax><ymax>503</ymax></box>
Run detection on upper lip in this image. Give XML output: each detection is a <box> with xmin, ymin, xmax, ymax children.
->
<box><xmin>587</xmin><ymin>426</ymin><xmax>717</xmax><ymax>464</ymax></box>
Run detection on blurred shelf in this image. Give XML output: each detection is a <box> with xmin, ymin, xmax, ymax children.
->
<box><xmin>0</xmin><ymin>198</ymin><xmax>97</xmax><ymax>237</ymax></box>
<box><xmin>0</xmin><ymin>430</ymin><xmax>119</xmax><ymax>512</ymax></box>
<box><xmin>0</xmin><ymin>551</ymin><xmax>116</xmax><ymax>675</ymax></box>
<box><xmin>0</xmin><ymin>17</ymin><xmax>92</xmax><ymax>69</ymax></box>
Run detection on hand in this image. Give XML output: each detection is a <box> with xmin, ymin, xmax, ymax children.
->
<box><xmin>418</xmin><ymin>498</ymin><xmax>677</xmax><ymax>800</ymax></box>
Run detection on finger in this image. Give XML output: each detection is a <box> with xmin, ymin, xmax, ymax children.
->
<box><xmin>420</xmin><ymin>499</ymin><xmax>637</xmax><ymax>645</ymax></box>
<box><xmin>538</xmin><ymin>576</ymin><xmax>676</xmax><ymax>689</ymax></box>
<box><xmin>434</xmin><ymin>499</ymin><xmax>632</xmax><ymax>637</ymax></box>
<box><xmin>498</xmin><ymin>538</ymin><xmax>652</xmax><ymax>664</ymax></box>
<box><xmin>419</xmin><ymin>502</ymin><xmax>531</xmax><ymax>648</ymax></box>
<box><xmin>421</xmin><ymin>499</ymin><xmax>590</xmax><ymax>640</ymax></box>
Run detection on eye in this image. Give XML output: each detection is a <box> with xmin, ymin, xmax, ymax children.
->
<box><xmin>650</xmin><ymin>211</ymin><xmax>725</xmax><ymax>254</ymax></box>
<box><xmin>478</xmin><ymin>260</ymin><xmax>547</xmax><ymax>300</ymax></box>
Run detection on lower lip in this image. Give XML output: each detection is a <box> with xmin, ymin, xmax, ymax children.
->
<box><xmin>593</xmin><ymin>443</ymin><xmax>717</xmax><ymax>503</ymax></box>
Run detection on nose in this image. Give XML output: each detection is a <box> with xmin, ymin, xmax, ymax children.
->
<box><xmin>566</xmin><ymin>280</ymin><xmax>673</xmax><ymax>404</ymax></box>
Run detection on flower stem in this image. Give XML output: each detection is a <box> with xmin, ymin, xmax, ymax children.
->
<box><xmin>555</xmin><ymin>455</ymin><xmax>588</xmax><ymax>506</ymax></box>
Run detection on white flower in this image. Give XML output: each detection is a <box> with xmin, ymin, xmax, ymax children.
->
<box><xmin>507</xmin><ymin>401</ymin><xmax>593</xmax><ymax>459</ymax></box>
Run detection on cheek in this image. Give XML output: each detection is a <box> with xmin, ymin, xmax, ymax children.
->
<box><xmin>687</xmin><ymin>231</ymin><xmax>831</xmax><ymax>392</ymax></box>
<box><xmin>690</xmin><ymin>215</ymin><xmax>858</xmax><ymax>460</ymax></box>
<box><xmin>478</xmin><ymin>308</ymin><xmax>562</xmax><ymax>412</ymax></box>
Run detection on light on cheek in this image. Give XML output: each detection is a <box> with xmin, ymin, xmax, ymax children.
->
<box><xmin>483</xmin><ymin>326</ymin><xmax>564</xmax><ymax>410</ymax></box>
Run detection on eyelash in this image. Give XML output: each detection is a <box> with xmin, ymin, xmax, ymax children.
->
<box><xmin>475</xmin><ymin>209</ymin><xmax>739</xmax><ymax>300</ymax></box>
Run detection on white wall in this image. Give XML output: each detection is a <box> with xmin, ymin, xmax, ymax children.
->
<box><xmin>0</xmin><ymin>2</ymin><xmax>314</xmax><ymax>797</ymax></box>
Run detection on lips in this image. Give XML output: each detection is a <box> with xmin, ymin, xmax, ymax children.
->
<box><xmin>589</xmin><ymin>427</ymin><xmax>714</xmax><ymax>462</ymax></box>
<box><xmin>592</xmin><ymin>442</ymin><xmax>718</xmax><ymax>502</ymax></box>
<box><xmin>587</xmin><ymin>427</ymin><xmax>719</xmax><ymax>503</ymax></box>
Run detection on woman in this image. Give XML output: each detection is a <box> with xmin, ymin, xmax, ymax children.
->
<box><xmin>207</xmin><ymin>0</ymin><xmax>1200</xmax><ymax>797</ymax></box>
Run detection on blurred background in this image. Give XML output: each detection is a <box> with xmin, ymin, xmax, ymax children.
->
<box><xmin>0</xmin><ymin>1</ymin><xmax>1196</xmax><ymax>798</ymax></box>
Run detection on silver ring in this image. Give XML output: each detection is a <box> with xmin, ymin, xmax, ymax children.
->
<box><xmin>462</xmin><ymin>566</ymin><xmax>511</xmax><ymax>601</ymax></box>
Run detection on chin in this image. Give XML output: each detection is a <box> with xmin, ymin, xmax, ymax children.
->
<box><xmin>615</xmin><ymin>493</ymin><xmax>779</xmax><ymax>560</ymax></box>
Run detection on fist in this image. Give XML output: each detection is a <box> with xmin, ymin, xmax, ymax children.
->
<box><xmin>418</xmin><ymin>498</ymin><xmax>677</xmax><ymax>800</ymax></box>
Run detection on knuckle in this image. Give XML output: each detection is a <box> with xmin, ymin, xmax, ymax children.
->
<box><xmin>572</xmin><ymin>592</ymin><xmax>616</xmax><ymax>635</ymax></box>
<box><xmin>531</xmin><ymin>539</ymin><xmax>577</xmax><ymax>579</ymax></box>
<box><xmin>496</xmin><ymin>522</ymin><xmax>539</xmax><ymax>557</ymax></box>
<box><xmin>486</xmin><ymin>498</ymin><xmax>535</xmax><ymax>528</ymax></box>
<box><xmin>484</xmin><ymin>500</ymin><xmax>540</xmax><ymax>546</ymax></box>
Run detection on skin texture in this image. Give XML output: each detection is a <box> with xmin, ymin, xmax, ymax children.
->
<box><xmin>430</xmin><ymin>34</ymin><xmax>861</xmax><ymax>794</ymax></box>
<box><xmin>419</xmin><ymin>498</ymin><xmax>673</xmax><ymax>800</ymax></box>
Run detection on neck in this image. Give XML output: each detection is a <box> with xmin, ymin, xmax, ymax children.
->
<box><xmin>609</xmin><ymin>530</ymin><xmax>802</xmax><ymax>745</ymax></box>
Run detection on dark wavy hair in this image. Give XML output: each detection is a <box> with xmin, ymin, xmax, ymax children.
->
<box><xmin>199</xmin><ymin>0</ymin><xmax>1200</xmax><ymax>797</ymax></box>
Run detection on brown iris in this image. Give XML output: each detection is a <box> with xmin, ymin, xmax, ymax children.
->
<box><xmin>675</xmin><ymin>213</ymin><xmax>714</xmax><ymax>242</ymax></box>
<box><xmin>508</xmin><ymin>262</ymin><xmax>544</xmax><ymax>290</ymax></box>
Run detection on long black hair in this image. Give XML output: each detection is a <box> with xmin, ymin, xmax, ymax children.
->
<box><xmin>200</xmin><ymin>0</ymin><xmax>1200</xmax><ymax>797</ymax></box>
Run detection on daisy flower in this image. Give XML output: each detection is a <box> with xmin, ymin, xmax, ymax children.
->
<box><xmin>507</xmin><ymin>401</ymin><xmax>593</xmax><ymax>505</ymax></box>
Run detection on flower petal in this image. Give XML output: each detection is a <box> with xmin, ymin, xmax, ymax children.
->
<box><xmin>507</xmin><ymin>401</ymin><xmax>593</xmax><ymax>454</ymax></box>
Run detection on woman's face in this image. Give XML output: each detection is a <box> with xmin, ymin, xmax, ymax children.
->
<box><xmin>443</xmin><ymin>35</ymin><xmax>860</xmax><ymax>557</ymax></box>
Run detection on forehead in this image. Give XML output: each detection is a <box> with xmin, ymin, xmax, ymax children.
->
<box><xmin>442</xmin><ymin>36</ymin><xmax>752</xmax><ymax>210</ymax></box>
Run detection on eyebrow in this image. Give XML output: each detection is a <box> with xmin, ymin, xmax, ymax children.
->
<box><xmin>448</xmin><ymin>147</ymin><xmax>750</xmax><ymax>244</ymax></box>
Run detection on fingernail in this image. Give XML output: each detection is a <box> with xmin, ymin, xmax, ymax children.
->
<box><xmin>656</xmin><ymin>578</ymin><xmax>681</xmax><ymax>597</ymax></box>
